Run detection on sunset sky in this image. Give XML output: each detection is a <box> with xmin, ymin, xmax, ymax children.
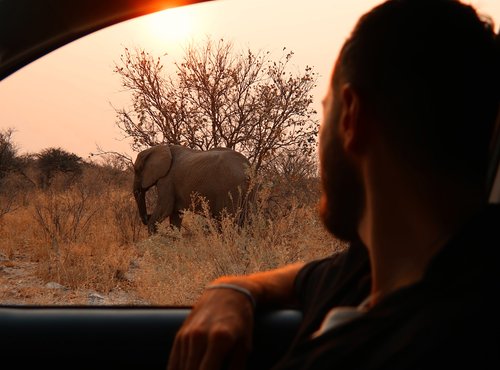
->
<box><xmin>1</xmin><ymin>0</ymin><xmax>499</xmax><ymax>161</ymax></box>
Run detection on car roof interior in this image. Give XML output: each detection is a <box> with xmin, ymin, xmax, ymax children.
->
<box><xmin>0</xmin><ymin>0</ymin><xmax>212</xmax><ymax>80</ymax></box>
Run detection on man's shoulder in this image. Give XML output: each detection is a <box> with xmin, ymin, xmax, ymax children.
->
<box><xmin>296</xmin><ymin>239</ymin><xmax>370</xmax><ymax>291</ymax></box>
<box><xmin>293</xmin><ymin>240</ymin><xmax>371</xmax><ymax>336</ymax></box>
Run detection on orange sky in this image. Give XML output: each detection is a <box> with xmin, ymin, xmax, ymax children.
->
<box><xmin>1</xmin><ymin>0</ymin><xmax>499</xmax><ymax>160</ymax></box>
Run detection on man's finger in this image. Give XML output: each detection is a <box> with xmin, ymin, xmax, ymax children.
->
<box><xmin>185</xmin><ymin>331</ymin><xmax>208</xmax><ymax>370</ymax></box>
<box><xmin>167</xmin><ymin>335</ymin><xmax>182</xmax><ymax>370</ymax></box>
<box><xmin>228</xmin><ymin>339</ymin><xmax>251</xmax><ymax>370</ymax></box>
<box><xmin>199</xmin><ymin>329</ymin><xmax>235</xmax><ymax>370</ymax></box>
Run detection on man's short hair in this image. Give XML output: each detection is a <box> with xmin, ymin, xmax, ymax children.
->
<box><xmin>334</xmin><ymin>0</ymin><xmax>499</xmax><ymax>187</ymax></box>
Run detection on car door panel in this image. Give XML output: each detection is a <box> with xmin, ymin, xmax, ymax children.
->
<box><xmin>0</xmin><ymin>307</ymin><xmax>302</xmax><ymax>369</ymax></box>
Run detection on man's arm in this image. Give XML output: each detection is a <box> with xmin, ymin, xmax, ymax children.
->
<box><xmin>167</xmin><ymin>262</ymin><xmax>305</xmax><ymax>370</ymax></box>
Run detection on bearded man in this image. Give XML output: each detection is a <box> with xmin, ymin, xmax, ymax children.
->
<box><xmin>167</xmin><ymin>1</ymin><xmax>500</xmax><ymax>369</ymax></box>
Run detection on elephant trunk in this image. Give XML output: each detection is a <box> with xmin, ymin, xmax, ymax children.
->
<box><xmin>134</xmin><ymin>181</ymin><xmax>149</xmax><ymax>225</ymax></box>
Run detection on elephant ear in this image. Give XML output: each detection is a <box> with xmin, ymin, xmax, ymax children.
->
<box><xmin>138</xmin><ymin>145</ymin><xmax>173</xmax><ymax>189</ymax></box>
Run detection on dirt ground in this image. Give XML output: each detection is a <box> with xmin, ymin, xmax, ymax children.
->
<box><xmin>0</xmin><ymin>252</ymin><xmax>149</xmax><ymax>306</ymax></box>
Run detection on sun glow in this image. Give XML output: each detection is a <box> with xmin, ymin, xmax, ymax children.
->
<box><xmin>145</xmin><ymin>6</ymin><xmax>199</xmax><ymax>47</ymax></box>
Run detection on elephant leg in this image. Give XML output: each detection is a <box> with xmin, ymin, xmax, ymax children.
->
<box><xmin>147</xmin><ymin>208</ymin><xmax>164</xmax><ymax>234</ymax></box>
<box><xmin>169</xmin><ymin>211</ymin><xmax>182</xmax><ymax>229</ymax></box>
<box><xmin>147</xmin><ymin>179</ymin><xmax>175</xmax><ymax>234</ymax></box>
<box><xmin>147</xmin><ymin>221</ymin><xmax>158</xmax><ymax>235</ymax></box>
<box><xmin>148</xmin><ymin>205</ymin><xmax>174</xmax><ymax>234</ymax></box>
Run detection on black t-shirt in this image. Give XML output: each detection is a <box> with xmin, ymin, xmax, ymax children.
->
<box><xmin>274</xmin><ymin>204</ymin><xmax>500</xmax><ymax>370</ymax></box>
<box><xmin>290</xmin><ymin>237</ymin><xmax>371</xmax><ymax>344</ymax></box>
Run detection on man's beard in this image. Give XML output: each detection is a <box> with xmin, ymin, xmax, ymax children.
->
<box><xmin>319</xmin><ymin>134</ymin><xmax>364</xmax><ymax>242</ymax></box>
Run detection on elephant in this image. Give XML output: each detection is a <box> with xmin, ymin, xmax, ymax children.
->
<box><xmin>133</xmin><ymin>144</ymin><xmax>252</xmax><ymax>234</ymax></box>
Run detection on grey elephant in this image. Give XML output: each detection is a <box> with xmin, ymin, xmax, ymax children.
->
<box><xmin>133</xmin><ymin>145</ymin><xmax>252</xmax><ymax>234</ymax></box>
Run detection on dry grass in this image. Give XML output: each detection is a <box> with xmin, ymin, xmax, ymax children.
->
<box><xmin>0</xmin><ymin>185</ymin><xmax>143</xmax><ymax>294</ymax></box>
<box><xmin>132</xmin><ymin>190</ymin><xmax>345</xmax><ymax>306</ymax></box>
<box><xmin>0</xmin><ymin>169</ymin><xmax>344</xmax><ymax>306</ymax></box>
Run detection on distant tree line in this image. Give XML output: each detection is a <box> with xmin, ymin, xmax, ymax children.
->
<box><xmin>0</xmin><ymin>128</ymin><xmax>132</xmax><ymax>193</ymax></box>
<box><xmin>0</xmin><ymin>130</ymin><xmax>82</xmax><ymax>189</ymax></box>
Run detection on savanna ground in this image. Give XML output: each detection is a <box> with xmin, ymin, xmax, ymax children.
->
<box><xmin>0</xmin><ymin>165</ymin><xmax>345</xmax><ymax>306</ymax></box>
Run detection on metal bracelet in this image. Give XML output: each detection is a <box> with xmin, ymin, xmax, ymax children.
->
<box><xmin>205</xmin><ymin>283</ymin><xmax>257</xmax><ymax>309</ymax></box>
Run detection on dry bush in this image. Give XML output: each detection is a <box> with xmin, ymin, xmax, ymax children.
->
<box><xmin>0</xmin><ymin>172</ymin><xmax>37</xmax><ymax>259</ymax></box>
<box><xmin>0</xmin><ymin>166</ymin><xmax>146</xmax><ymax>296</ymax></box>
<box><xmin>0</xmin><ymin>171</ymin><xmax>35</xmax><ymax>211</ymax></box>
<box><xmin>112</xmin><ymin>191</ymin><xmax>145</xmax><ymax>244</ymax></box>
<box><xmin>0</xmin><ymin>193</ymin><xmax>19</xmax><ymax>220</ymax></box>
<box><xmin>0</xmin><ymin>207</ymin><xmax>34</xmax><ymax>260</ymax></box>
<box><xmin>80</xmin><ymin>163</ymin><xmax>133</xmax><ymax>197</ymax></box>
<box><xmin>26</xmin><ymin>184</ymin><xmax>140</xmax><ymax>292</ymax></box>
<box><xmin>32</xmin><ymin>185</ymin><xmax>100</xmax><ymax>244</ymax></box>
<box><xmin>35</xmin><ymin>240</ymin><xmax>134</xmax><ymax>292</ymax></box>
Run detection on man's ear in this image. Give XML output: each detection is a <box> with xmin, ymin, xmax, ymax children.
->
<box><xmin>339</xmin><ymin>84</ymin><xmax>367</xmax><ymax>154</ymax></box>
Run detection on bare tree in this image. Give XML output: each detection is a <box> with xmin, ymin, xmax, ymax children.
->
<box><xmin>113</xmin><ymin>38</ymin><xmax>318</xmax><ymax>170</ymax></box>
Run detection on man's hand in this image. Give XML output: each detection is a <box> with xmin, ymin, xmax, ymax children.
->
<box><xmin>167</xmin><ymin>287</ymin><xmax>255</xmax><ymax>370</ymax></box>
<box><xmin>167</xmin><ymin>262</ymin><xmax>304</xmax><ymax>370</ymax></box>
